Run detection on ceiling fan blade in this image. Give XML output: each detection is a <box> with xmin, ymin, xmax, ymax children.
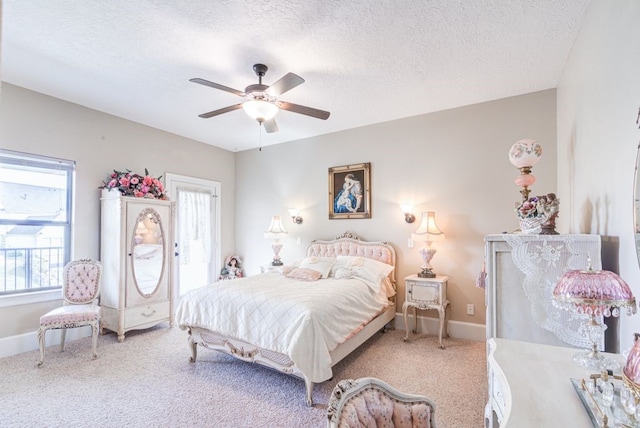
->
<box><xmin>277</xmin><ymin>101</ymin><xmax>330</xmax><ymax>120</ymax></box>
<box><xmin>189</xmin><ymin>78</ymin><xmax>245</xmax><ymax>97</ymax></box>
<box><xmin>263</xmin><ymin>118</ymin><xmax>279</xmax><ymax>133</ymax></box>
<box><xmin>198</xmin><ymin>103</ymin><xmax>243</xmax><ymax>118</ymax></box>
<box><xmin>265</xmin><ymin>73</ymin><xmax>305</xmax><ymax>97</ymax></box>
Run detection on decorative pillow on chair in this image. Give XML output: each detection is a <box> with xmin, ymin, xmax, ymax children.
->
<box><xmin>299</xmin><ymin>257</ymin><xmax>336</xmax><ymax>278</ymax></box>
<box><xmin>286</xmin><ymin>267</ymin><xmax>322</xmax><ymax>281</ymax></box>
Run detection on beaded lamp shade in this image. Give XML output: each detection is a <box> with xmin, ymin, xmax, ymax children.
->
<box><xmin>553</xmin><ymin>268</ymin><xmax>636</xmax><ymax>317</ymax></box>
<box><xmin>553</xmin><ymin>266</ymin><xmax>637</xmax><ymax>371</ymax></box>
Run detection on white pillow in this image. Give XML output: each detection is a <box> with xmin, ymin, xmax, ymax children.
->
<box><xmin>335</xmin><ymin>256</ymin><xmax>394</xmax><ymax>291</ymax></box>
<box><xmin>299</xmin><ymin>257</ymin><xmax>336</xmax><ymax>279</ymax></box>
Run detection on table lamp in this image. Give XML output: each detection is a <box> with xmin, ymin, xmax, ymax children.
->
<box><xmin>413</xmin><ymin>211</ymin><xmax>443</xmax><ymax>278</ymax></box>
<box><xmin>264</xmin><ymin>215</ymin><xmax>287</xmax><ymax>266</ymax></box>
<box><xmin>508</xmin><ymin>139</ymin><xmax>542</xmax><ymax>201</ymax></box>
<box><xmin>553</xmin><ymin>262</ymin><xmax>637</xmax><ymax>371</ymax></box>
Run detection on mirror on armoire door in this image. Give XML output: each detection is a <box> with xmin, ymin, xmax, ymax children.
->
<box><xmin>131</xmin><ymin>208</ymin><xmax>165</xmax><ymax>296</ymax></box>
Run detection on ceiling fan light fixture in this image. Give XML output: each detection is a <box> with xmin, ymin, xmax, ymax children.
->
<box><xmin>243</xmin><ymin>100</ymin><xmax>278</xmax><ymax>122</ymax></box>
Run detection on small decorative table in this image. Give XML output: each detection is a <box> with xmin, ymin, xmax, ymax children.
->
<box><xmin>402</xmin><ymin>274</ymin><xmax>450</xmax><ymax>349</ymax></box>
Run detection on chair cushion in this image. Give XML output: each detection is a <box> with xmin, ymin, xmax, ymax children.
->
<box><xmin>40</xmin><ymin>304</ymin><xmax>100</xmax><ymax>328</ymax></box>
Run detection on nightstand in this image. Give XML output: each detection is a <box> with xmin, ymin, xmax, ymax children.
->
<box><xmin>260</xmin><ymin>264</ymin><xmax>280</xmax><ymax>274</ymax></box>
<box><xmin>402</xmin><ymin>274</ymin><xmax>450</xmax><ymax>349</ymax></box>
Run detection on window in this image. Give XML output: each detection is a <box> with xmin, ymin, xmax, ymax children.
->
<box><xmin>0</xmin><ymin>150</ymin><xmax>74</xmax><ymax>295</ymax></box>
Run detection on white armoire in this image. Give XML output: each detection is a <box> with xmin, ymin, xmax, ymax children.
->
<box><xmin>484</xmin><ymin>233</ymin><xmax>603</xmax><ymax>349</ymax></box>
<box><xmin>100</xmin><ymin>189</ymin><xmax>176</xmax><ymax>342</ymax></box>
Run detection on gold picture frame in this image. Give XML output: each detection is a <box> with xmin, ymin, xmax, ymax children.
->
<box><xmin>328</xmin><ymin>162</ymin><xmax>371</xmax><ymax>219</ymax></box>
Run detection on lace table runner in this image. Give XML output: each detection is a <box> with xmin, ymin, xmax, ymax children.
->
<box><xmin>501</xmin><ymin>234</ymin><xmax>602</xmax><ymax>349</ymax></box>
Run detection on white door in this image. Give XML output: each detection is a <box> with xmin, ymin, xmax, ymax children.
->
<box><xmin>164</xmin><ymin>173</ymin><xmax>220</xmax><ymax>298</ymax></box>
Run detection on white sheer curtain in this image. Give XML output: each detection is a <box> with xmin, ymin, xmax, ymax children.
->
<box><xmin>177</xmin><ymin>189</ymin><xmax>211</xmax><ymax>265</ymax></box>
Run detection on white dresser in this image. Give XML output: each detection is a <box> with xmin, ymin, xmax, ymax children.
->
<box><xmin>99</xmin><ymin>190</ymin><xmax>176</xmax><ymax>342</ymax></box>
<box><xmin>485</xmin><ymin>338</ymin><xmax>624</xmax><ymax>427</ymax></box>
<box><xmin>484</xmin><ymin>233</ymin><xmax>602</xmax><ymax>349</ymax></box>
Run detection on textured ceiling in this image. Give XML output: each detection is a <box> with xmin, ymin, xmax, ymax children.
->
<box><xmin>2</xmin><ymin>0</ymin><xmax>591</xmax><ymax>152</ymax></box>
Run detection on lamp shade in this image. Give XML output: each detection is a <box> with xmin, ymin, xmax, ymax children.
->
<box><xmin>553</xmin><ymin>268</ymin><xmax>637</xmax><ymax>317</ymax></box>
<box><xmin>508</xmin><ymin>139</ymin><xmax>543</xmax><ymax>168</ymax></box>
<box><xmin>243</xmin><ymin>100</ymin><xmax>278</xmax><ymax>122</ymax></box>
<box><xmin>264</xmin><ymin>215</ymin><xmax>288</xmax><ymax>239</ymax></box>
<box><xmin>413</xmin><ymin>211</ymin><xmax>443</xmax><ymax>237</ymax></box>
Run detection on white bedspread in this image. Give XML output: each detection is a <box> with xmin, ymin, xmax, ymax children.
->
<box><xmin>175</xmin><ymin>272</ymin><xmax>391</xmax><ymax>382</ymax></box>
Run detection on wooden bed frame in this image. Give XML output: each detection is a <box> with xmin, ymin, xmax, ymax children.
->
<box><xmin>185</xmin><ymin>231</ymin><xmax>397</xmax><ymax>406</ymax></box>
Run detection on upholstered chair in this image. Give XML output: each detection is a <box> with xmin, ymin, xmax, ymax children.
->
<box><xmin>327</xmin><ymin>377</ymin><xmax>436</xmax><ymax>428</ymax></box>
<box><xmin>36</xmin><ymin>259</ymin><xmax>102</xmax><ymax>367</ymax></box>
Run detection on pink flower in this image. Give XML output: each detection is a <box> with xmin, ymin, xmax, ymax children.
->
<box><xmin>101</xmin><ymin>169</ymin><xmax>166</xmax><ymax>200</ymax></box>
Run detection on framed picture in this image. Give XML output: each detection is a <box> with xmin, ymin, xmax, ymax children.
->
<box><xmin>328</xmin><ymin>162</ymin><xmax>371</xmax><ymax>219</ymax></box>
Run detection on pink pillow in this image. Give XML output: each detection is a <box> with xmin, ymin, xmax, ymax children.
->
<box><xmin>286</xmin><ymin>267</ymin><xmax>322</xmax><ymax>281</ymax></box>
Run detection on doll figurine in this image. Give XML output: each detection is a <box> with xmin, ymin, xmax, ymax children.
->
<box><xmin>219</xmin><ymin>255</ymin><xmax>243</xmax><ymax>280</ymax></box>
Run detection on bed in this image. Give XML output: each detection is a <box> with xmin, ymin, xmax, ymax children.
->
<box><xmin>175</xmin><ymin>232</ymin><xmax>397</xmax><ymax>406</ymax></box>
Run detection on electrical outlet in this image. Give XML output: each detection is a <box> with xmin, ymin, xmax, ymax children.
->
<box><xmin>467</xmin><ymin>304</ymin><xmax>475</xmax><ymax>316</ymax></box>
<box><xmin>408</xmin><ymin>238</ymin><xmax>414</xmax><ymax>248</ymax></box>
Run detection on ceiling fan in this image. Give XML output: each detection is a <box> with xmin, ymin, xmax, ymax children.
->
<box><xmin>190</xmin><ymin>64</ymin><xmax>330</xmax><ymax>133</ymax></box>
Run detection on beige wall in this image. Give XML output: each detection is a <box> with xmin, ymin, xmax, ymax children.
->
<box><xmin>557</xmin><ymin>0</ymin><xmax>640</xmax><ymax>350</ymax></box>
<box><xmin>235</xmin><ymin>89</ymin><xmax>557</xmax><ymax>326</ymax></box>
<box><xmin>0</xmin><ymin>83</ymin><xmax>236</xmax><ymax>338</ymax></box>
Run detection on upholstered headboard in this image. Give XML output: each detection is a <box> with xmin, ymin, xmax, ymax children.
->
<box><xmin>306</xmin><ymin>231</ymin><xmax>396</xmax><ymax>285</ymax></box>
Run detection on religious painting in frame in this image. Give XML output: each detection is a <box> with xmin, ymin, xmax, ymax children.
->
<box><xmin>328</xmin><ymin>162</ymin><xmax>371</xmax><ymax>219</ymax></box>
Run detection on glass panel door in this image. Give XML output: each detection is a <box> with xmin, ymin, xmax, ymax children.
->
<box><xmin>165</xmin><ymin>173</ymin><xmax>220</xmax><ymax>298</ymax></box>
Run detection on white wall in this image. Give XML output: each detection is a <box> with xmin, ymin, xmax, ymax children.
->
<box><xmin>235</xmin><ymin>89</ymin><xmax>557</xmax><ymax>327</ymax></box>
<box><xmin>557</xmin><ymin>0</ymin><xmax>640</xmax><ymax>351</ymax></box>
<box><xmin>0</xmin><ymin>83</ymin><xmax>236</xmax><ymax>339</ymax></box>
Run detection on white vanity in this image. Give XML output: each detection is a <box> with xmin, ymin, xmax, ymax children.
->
<box><xmin>486</xmin><ymin>338</ymin><xmax>624</xmax><ymax>427</ymax></box>
<box><xmin>99</xmin><ymin>190</ymin><xmax>176</xmax><ymax>342</ymax></box>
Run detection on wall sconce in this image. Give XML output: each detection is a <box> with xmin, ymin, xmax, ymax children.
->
<box><xmin>264</xmin><ymin>215</ymin><xmax>288</xmax><ymax>266</ymax></box>
<box><xmin>288</xmin><ymin>208</ymin><xmax>303</xmax><ymax>224</ymax></box>
<box><xmin>413</xmin><ymin>211</ymin><xmax>444</xmax><ymax>278</ymax></box>
<box><xmin>400</xmin><ymin>203</ymin><xmax>415</xmax><ymax>223</ymax></box>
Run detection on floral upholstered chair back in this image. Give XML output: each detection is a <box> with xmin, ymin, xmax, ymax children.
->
<box><xmin>63</xmin><ymin>259</ymin><xmax>101</xmax><ymax>305</ymax></box>
<box><xmin>327</xmin><ymin>377</ymin><xmax>436</xmax><ymax>428</ymax></box>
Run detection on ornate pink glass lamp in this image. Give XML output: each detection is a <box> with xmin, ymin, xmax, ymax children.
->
<box><xmin>553</xmin><ymin>264</ymin><xmax>636</xmax><ymax>371</ymax></box>
<box><xmin>264</xmin><ymin>215</ymin><xmax>287</xmax><ymax>266</ymax></box>
<box><xmin>622</xmin><ymin>334</ymin><xmax>640</xmax><ymax>417</ymax></box>
<box><xmin>413</xmin><ymin>211</ymin><xmax>444</xmax><ymax>278</ymax></box>
<box><xmin>508</xmin><ymin>139</ymin><xmax>542</xmax><ymax>201</ymax></box>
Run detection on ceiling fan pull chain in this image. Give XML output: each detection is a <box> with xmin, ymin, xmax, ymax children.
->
<box><xmin>259</xmin><ymin>122</ymin><xmax>263</xmax><ymax>152</ymax></box>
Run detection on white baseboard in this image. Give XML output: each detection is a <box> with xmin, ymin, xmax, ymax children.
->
<box><xmin>393</xmin><ymin>313</ymin><xmax>486</xmax><ymax>342</ymax></box>
<box><xmin>1</xmin><ymin>316</ymin><xmax>485</xmax><ymax>359</ymax></box>
<box><xmin>0</xmin><ymin>326</ymin><xmax>92</xmax><ymax>359</ymax></box>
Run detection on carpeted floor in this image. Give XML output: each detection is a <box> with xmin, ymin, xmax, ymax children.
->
<box><xmin>0</xmin><ymin>325</ymin><xmax>487</xmax><ymax>427</ymax></box>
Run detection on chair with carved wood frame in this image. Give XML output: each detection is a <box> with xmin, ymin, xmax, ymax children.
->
<box><xmin>327</xmin><ymin>377</ymin><xmax>436</xmax><ymax>428</ymax></box>
<box><xmin>36</xmin><ymin>259</ymin><xmax>102</xmax><ymax>367</ymax></box>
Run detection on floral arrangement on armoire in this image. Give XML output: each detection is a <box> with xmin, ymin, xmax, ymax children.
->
<box><xmin>100</xmin><ymin>169</ymin><xmax>167</xmax><ymax>199</ymax></box>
